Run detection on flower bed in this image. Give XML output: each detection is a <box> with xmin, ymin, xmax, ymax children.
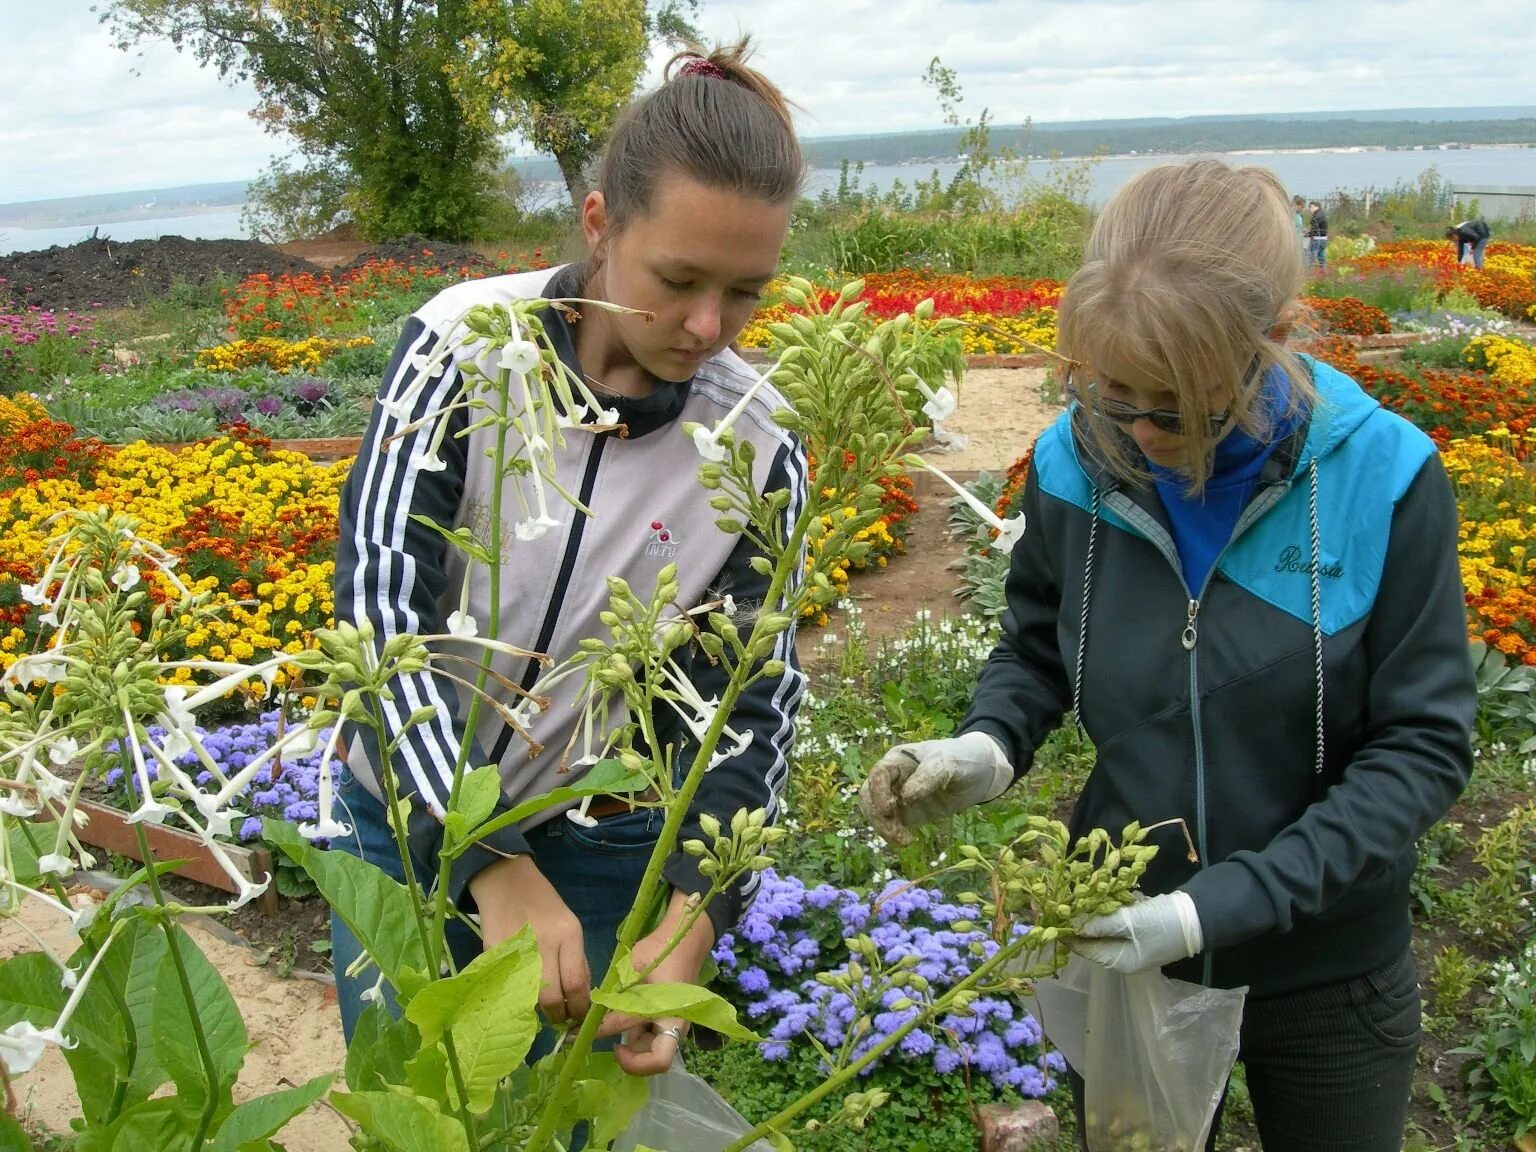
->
<box><xmin>1350</xmin><ymin>240</ymin><xmax>1536</xmax><ymax>322</ymax></box>
<box><xmin>0</xmin><ymin>404</ymin><xmax>345</xmax><ymax>691</ymax></box>
<box><xmin>740</xmin><ymin>272</ymin><xmax>1063</xmax><ymax>356</ymax></box>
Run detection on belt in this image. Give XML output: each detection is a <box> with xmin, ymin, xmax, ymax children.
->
<box><xmin>581</xmin><ymin>787</ymin><xmax>661</xmax><ymax>821</ymax></box>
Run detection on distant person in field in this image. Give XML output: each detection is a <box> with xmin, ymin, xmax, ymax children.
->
<box><xmin>1305</xmin><ymin>200</ymin><xmax>1328</xmax><ymax>273</ymax></box>
<box><xmin>1446</xmin><ymin>217</ymin><xmax>1491</xmax><ymax>269</ymax></box>
<box><xmin>1292</xmin><ymin>195</ymin><xmax>1306</xmax><ymax>256</ymax></box>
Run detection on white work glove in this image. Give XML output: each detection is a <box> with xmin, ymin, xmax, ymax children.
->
<box><xmin>859</xmin><ymin>732</ymin><xmax>1013</xmax><ymax>846</ymax></box>
<box><xmin>1072</xmin><ymin>891</ymin><xmax>1204</xmax><ymax>974</ymax></box>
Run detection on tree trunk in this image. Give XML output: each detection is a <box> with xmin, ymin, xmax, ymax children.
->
<box><xmin>555</xmin><ymin>147</ymin><xmax>592</xmax><ymax>211</ymax></box>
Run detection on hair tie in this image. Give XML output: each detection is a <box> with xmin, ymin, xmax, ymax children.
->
<box><xmin>679</xmin><ymin>57</ymin><xmax>728</xmax><ymax>80</ymax></box>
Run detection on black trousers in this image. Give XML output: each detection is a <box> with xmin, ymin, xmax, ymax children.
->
<box><xmin>1070</xmin><ymin>947</ymin><xmax>1421</xmax><ymax>1152</ymax></box>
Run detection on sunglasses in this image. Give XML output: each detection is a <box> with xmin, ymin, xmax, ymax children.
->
<box><xmin>1066</xmin><ymin>356</ymin><xmax>1261</xmax><ymax>437</ymax></box>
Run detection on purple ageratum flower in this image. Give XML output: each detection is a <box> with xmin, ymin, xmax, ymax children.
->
<box><xmin>713</xmin><ymin>868</ymin><xmax>1057</xmax><ymax>1094</ymax></box>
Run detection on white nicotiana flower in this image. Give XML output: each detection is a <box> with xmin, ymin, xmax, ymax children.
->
<box><xmin>47</xmin><ymin>737</ymin><xmax>79</xmax><ymax>767</ymax></box>
<box><xmin>500</xmin><ymin>339</ymin><xmax>541</xmax><ymax>377</ymax></box>
<box><xmin>0</xmin><ymin>1022</ymin><xmax>71</xmax><ymax>1075</ymax></box>
<box><xmin>565</xmin><ymin>795</ymin><xmax>600</xmax><ymax>829</ymax></box>
<box><xmin>0</xmin><ymin>794</ymin><xmax>39</xmax><ymax>819</ymax></box>
<box><xmin>922</xmin><ymin>386</ymin><xmax>957</xmax><ymax>422</ymax></box>
<box><xmin>110</xmin><ymin>564</ymin><xmax>141</xmax><ymax>591</ymax></box>
<box><xmin>6</xmin><ymin>654</ymin><xmax>67</xmax><ymax>686</ymax></box>
<box><xmin>514</xmin><ymin>514</ymin><xmax>562</xmax><ymax>542</ymax></box>
<box><xmin>298</xmin><ymin>722</ymin><xmax>352</xmax><ymax>842</ymax></box>
<box><xmin>909</xmin><ymin>455</ymin><xmax>1026</xmax><ymax>554</ymax></box>
<box><xmin>19</xmin><ymin>582</ymin><xmax>48</xmax><ymax>606</ymax></box>
<box><xmin>691</xmin><ymin>426</ymin><xmax>728</xmax><ymax>463</ymax></box>
<box><xmin>37</xmin><ymin>854</ymin><xmax>73</xmax><ymax>877</ymax></box>
<box><xmin>445</xmin><ymin>611</ymin><xmax>479</xmax><ymax>639</ymax></box>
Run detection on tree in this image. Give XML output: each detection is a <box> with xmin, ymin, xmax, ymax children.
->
<box><xmin>99</xmin><ymin>0</ymin><xmax>693</xmax><ymax>237</ymax></box>
<box><xmin>455</xmin><ymin>0</ymin><xmax>698</xmax><ymax>208</ymax></box>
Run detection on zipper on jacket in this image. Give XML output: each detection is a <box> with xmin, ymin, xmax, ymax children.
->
<box><xmin>487</xmin><ymin>435</ymin><xmax>609</xmax><ymax>766</ymax></box>
<box><xmin>1104</xmin><ymin>481</ymin><xmax>1290</xmax><ymax>985</ymax></box>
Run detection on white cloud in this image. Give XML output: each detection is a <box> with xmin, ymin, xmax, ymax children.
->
<box><xmin>0</xmin><ymin>0</ymin><xmax>1529</xmax><ymax>203</ymax></box>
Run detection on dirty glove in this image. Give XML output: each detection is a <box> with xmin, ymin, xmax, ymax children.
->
<box><xmin>1073</xmin><ymin>891</ymin><xmax>1203</xmax><ymax>974</ymax></box>
<box><xmin>859</xmin><ymin>732</ymin><xmax>1013</xmax><ymax>846</ymax></box>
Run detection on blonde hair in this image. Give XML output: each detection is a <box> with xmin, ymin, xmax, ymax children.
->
<box><xmin>1057</xmin><ymin>158</ymin><xmax>1314</xmax><ymax>494</ymax></box>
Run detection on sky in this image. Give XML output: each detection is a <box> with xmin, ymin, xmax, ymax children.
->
<box><xmin>1</xmin><ymin>0</ymin><xmax>1531</xmax><ymax>204</ymax></box>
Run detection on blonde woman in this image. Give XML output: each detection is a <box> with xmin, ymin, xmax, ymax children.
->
<box><xmin>863</xmin><ymin>159</ymin><xmax>1474</xmax><ymax>1150</ymax></box>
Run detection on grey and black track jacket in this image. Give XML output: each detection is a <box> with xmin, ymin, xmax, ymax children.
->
<box><xmin>335</xmin><ymin>264</ymin><xmax>807</xmax><ymax>935</ymax></box>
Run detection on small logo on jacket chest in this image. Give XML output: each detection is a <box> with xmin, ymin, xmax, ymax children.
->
<box><xmin>645</xmin><ymin>519</ymin><xmax>679</xmax><ymax>559</ymax></box>
<box><xmin>1274</xmin><ymin>544</ymin><xmax>1342</xmax><ymax>579</ymax></box>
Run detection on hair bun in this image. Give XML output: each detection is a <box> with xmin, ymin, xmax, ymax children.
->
<box><xmin>677</xmin><ymin>57</ymin><xmax>729</xmax><ymax>81</ymax></box>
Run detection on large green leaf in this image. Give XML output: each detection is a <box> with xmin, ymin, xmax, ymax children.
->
<box><xmin>6</xmin><ymin>821</ymin><xmax>55</xmax><ymax>884</ymax></box>
<box><xmin>0</xmin><ymin>1109</ymin><xmax>33</xmax><ymax>1151</ymax></box>
<box><xmin>442</xmin><ymin>763</ymin><xmax>503</xmax><ymax>849</ymax></box>
<box><xmin>208</xmin><ymin>1073</ymin><xmax>333</xmax><ymax>1152</ymax></box>
<box><xmin>591</xmin><ymin>981</ymin><xmax>758</xmax><ymax>1042</ymax></box>
<box><xmin>263</xmin><ymin>821</ymin><xmax>428</xmax><ymax>990</ymax></box>
<box><xmin>454</xmin><ymin>759</ymin><xmax>648</xmax><ymax>852</ymax></box>
<box><xmin>64</xmin><ymin>918</ymin><xmax>170</xmax><ymax>1123</ymax></box>
<box><xmin>344</xmin><ymin>1002</ymin><xmax>420</xmax><ymax>1092</ymax></box>
<box><xmin>567</xmin><ymin>1053</ymin><xmax>649</xmax><ymax>1148</ymax></box>
<box><xmin>403</xmin><ymin>928</ymin><xmax>540</xmax><ymax>1113</ymax></box>
<box><xmin>329</xmin><ymin>1091</ymin><xmax>471</xmax><ymax>1152</ymax></box>
<box><xmin>0</xmin><ymin>949</ymin><xmax>130</xmax><ymax>1121</ymax></box>
<box><xmin>152</xmin><ymin>926</ymin><xmax>246</xmax><ymax>1113</ymax></box>
<box><xmin>73</xmin><ymin>1098</ymin><xmax>197</xmax><ymax>1152</ymax></box>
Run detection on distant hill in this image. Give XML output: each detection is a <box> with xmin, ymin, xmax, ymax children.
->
<box><xmin>6</xmin><ymin>106</ymin><xmax>1535</xmax><ymax>224</ymax></box>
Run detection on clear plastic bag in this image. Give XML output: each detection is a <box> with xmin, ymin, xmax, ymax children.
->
<box><xmin>614</xmin><ymin>1058</ymin><xmax>778</xmax><ymax>1152</ymax></box>
<box><xmin>1029</xmin><ymin>955</ymin><xmax>1246</xmax><ymax>1152</ymax></box>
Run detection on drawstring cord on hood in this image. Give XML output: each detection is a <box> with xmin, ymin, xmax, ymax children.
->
<box><xmin>1070</xmin><ymin>457</ymin><xmax>1326</xmax><ymax>778</ymax></box>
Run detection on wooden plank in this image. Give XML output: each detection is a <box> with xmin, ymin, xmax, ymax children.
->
<box><xmin>66</xmin><ymin>799</ymin><xmax>281</xmax><ymax>915</ymax></box>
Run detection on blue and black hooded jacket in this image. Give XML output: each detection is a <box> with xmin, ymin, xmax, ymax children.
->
<box><xmin>959</xmin><ymin>358</ymin><xmax>1475</xmax><ymax>996</ymax></box>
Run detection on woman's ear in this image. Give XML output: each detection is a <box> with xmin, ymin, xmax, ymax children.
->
<box><xmin>581</xmin><ymin>191</ymin><xmax>608</xmax><ymax>252</ymax></box>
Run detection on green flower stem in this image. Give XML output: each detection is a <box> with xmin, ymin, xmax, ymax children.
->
<box><xmin>524</xmin><ymin>497</ymin><xmax>820</xmax><ymax>1152</ymax></box>
<box><xmin>131</xmin><ymin>820</ymin><xmax>220</xmax><ymax>1148</ymax></box>
<box><xmin>431</xmin><ymin>367</ymin><xmax>512</xmax><ymax>956</ymax></box>
<box><xmin>361</xmin><ymin>692</ymin><xmax>480</xmax><ymax>1146</ymax></box>
<box><xmin>721</xmin><ymin>934</ymin><xmax>1051</xmax><ymax>1152</ymax></box>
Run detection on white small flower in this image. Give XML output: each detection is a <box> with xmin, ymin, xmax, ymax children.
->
<box><xmin>47</xmin><ymin>737</ymin><xmax>79</xmax><ymax>767</ymax></box>
<box><xmin>110</xmin><ymin>564</ymin><xmax>140</xmax><ymax>591</ymax></box>
<box><xmin>7</xmin><ymin>654</ymin><xmax>66</xmax><ymax>685</ymax></box>
<box><xmin>500</xmin><ymin>340</ymin><xmax>542</xmax><ymax>376</ymax></box>
<box><xmin>922</xmin><ymin>386</ymin><xmax>957</xmax><ymax>422</ymax></box>
<box><xmin>0</xmin><ymin>1021</ymin><xmax>73</xmax><ymax>1075</ymax></box>
<box><xmin>19</xmin><ymin>582</ymin><xmax>47</xmax><ymax>606</ymax></box>
<box><xmin>0</xmin><ymin>794</ymin><xmax>39</xmax><ymax>819</ymax></box>
<box><xmin>594</xmin><ymin>406</ymin><xmax>620</xmax><ymax>425</ymax></box>
<box><xmin>298</xmin><ymin>817</ymin><xmax>353</xmax><ymax>841</ymax></box>
<box><xmin>994</xmin><ymin>514</ymin><xmax>1027</xmax><ymax>554</ymax></box>
<box><xmin>409</xmin><ymin>352</ymin><xmax>446</xmax><ymax>378</ymax></box>
<box><xmin>126</xmin><ymin>799</ymin><xmax>175</xmax><ymax>825</ymax></box>
<box><xmin>418</xmin><ymin>450</ymin><xmax>448</xmax><ymax>473</ymax></box>
<box><xmin>228</xmin><ymin>874</ymin><xmax>271</xmax><ymax>911</ymax></box>
<box><xmin>565</xmin><ymin>795</ymin><xmax>600</xmax><ymax>829</ymax></box>
<box><xmin>692</xmin><ymin>426</ymin><xmax>727</xmax><ymax>462</ymax></box>
<box><xmin>37</xmin><ymin>854</ymin><xmax>73</xmax><ymax>877</ymax></box>
<box><xmin>360</xmin><ymin>974</ymin><xmax>387</xmax><ymax>1004</ymax></box>
<box><xmin>514</xmin><ymin>515</ymin><xmax>562</xmax><ymax>542</ymax></box>
<box><xmin>446</xmin><ymin>611</ymin><xmax>479</xmax><ymax>639</ymax></box>
<box><xmin>722</xmin><ymin>594</ymin><xmax>737</xmax><ymax>617</ymax></box>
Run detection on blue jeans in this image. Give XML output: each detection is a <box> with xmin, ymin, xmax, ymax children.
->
<box><xmin>1309</xmin><ymin>236</ymin><xmax>1328</xmax><ymax>272</ymax></box>
<box><xmin>328</xmin><ymin>771</ymin><xmax>658</xmax><ymax>1046</ymax></box>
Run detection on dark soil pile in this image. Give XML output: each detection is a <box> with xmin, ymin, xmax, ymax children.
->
<box><xmin>0</xmin><ymin>235</ymin><xmax>322</xmax><ymax>312</ymax></box>
<box><xmin>332</xmin><ymin>233</ymin><xmax>499</xmax><ymax>275</ymax></box>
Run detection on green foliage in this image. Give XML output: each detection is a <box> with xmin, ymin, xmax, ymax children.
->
<box><xmin>1428</xmin><ymin>945</ymin><xmax>1483</xmax><ymax>1024</ymax></box>
<box><xmin>1455</xmin><ymin>941</ymin><xmax>1536</xmax><ymax>1139</ymax></box>
<box><xmin>1305</xmin><ymin>266</ymin><xmax>1436</xmax><ymax>315</ymax></box>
